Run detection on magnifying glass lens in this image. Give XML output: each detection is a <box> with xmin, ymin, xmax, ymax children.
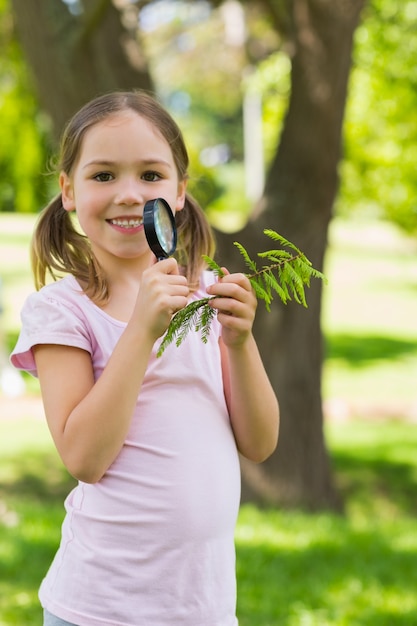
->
<box><xmin>143</xmin><ymin>198</ymin><xmax>177</xmax><ymax>260</ymax></box>
<box><xmin>155</xmin><ymin>205</ymin><xmax>175</xmax><ymax>254</ymax></box>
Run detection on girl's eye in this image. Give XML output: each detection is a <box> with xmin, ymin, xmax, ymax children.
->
<box><xmin>142</xmin><ymin>171</ymin><xmax>161</xmax><ymax>182</ymax></box>
<box><xmin>93</xmin><ymin>172</ymin><xmax>113</xmax><ymax>182</ymax></box>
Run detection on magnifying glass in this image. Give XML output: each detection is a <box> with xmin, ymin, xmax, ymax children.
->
<box><xmin>143</xmin><ymin>198</ymin><xmax>177</xmax><ymax>261</ymax></box>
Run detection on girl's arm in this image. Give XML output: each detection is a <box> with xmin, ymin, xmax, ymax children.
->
<box><xmin>206</xmin><ymin>271</ymin><xmax>279</xmax><ymax>463</ymax></box>
<box><xmin>33</xmin><ymin>259</ymin><xmax>189</xmax><ymax>483</ymax></box>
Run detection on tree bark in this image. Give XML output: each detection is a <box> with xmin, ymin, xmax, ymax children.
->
<box><xmin>11</xmin><ymin>0</ymin><xmax>154</xmax><ymax>138</ymax></box>
<box><xmin>216</xmin><ymin>0</ymin><xmax>365</xmax><ymax>510</ymax></box>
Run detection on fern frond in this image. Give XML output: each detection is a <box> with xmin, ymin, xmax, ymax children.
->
<box><xmin>195</xmin><ymin>303</ymin><xmax>217</xmax><ymax>343</ymax></box>
<box><xmin>262</xmin><ymin>269</ymin><xmax>289</xmax><ymax>306</ymax></box>
<box><xmin>249</xmin><ymin>276</ymin><xmax>273</xmax><ymax>311</ymax></box>
<box><xmin>288</xmin><ymin>263</ymin><xmax>308</xmax><ymax>306</ymax></box>
<box><xmin>157</xmin><ymin>297</ymin><xmax>211</xmax><ymax>357</ymax></box>
<box><xmin>309</xmin><ymin>266</ymin><xmax>328</xmax><ymax>283</ymax></box>
<box><xmin>202</xmin><ymin>255</ymin><xmax>225</xmax><ymax>277</ymax></box>
<box><xmin>257</xmin><ymin>249</ymin><xmax>293</xmax><ymax>263</ymax></box>
<box><xmin>263</xmin><ymin>229</ymin><xmax>302</xmax><ymax>255</ymax></box>
<box><xmin>233</xmin><ymin>241</ymin><xmax>258</xmax><ymax>274</ymax></box>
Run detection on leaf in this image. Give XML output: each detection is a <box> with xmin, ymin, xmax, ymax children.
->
<box><xmin>257</xmin><ymin>249</ymin><xmax>293</xmax><ymax>263</ymax></box>
<box><xmin>202</xmin><ymin>255</ymin><xmax>225</xmax><ymax>277</ymax></box>
<box><xmin>195</xmin><ymin>302</ymin><xmax>217</xmax><ymax>343</ymax></box>
<box><xmin>310</xmin><ymin>266</ymin><xmax>328</xmax><ymax>284</ymax></box>
<box><xmin>281</xmin><ymin>261</ymin><xmax>307</xmax><ymax>306</ymax></box>
<box><xmin>263</xmin><ymin>269</ymin><xmax>289</xmax><ymax>306</ymax></box>
<box><xmin>157</xmin><ymin>297</ymin><xmax>211</xmax><ymax>357</ymax></box>
<box><xmin>233</xmin><ymin>241</ymin><xmax>258</xmax><ymax>274</ymax></box>
<box><xmin>249</xmin><ymin>277</ymin><xmax>273</xmax><ymax>310</ymax></box>
<box><xmin>263</xmin><ymin>229</ymin><xmax>302</xmax><ymax>255</ymax></box>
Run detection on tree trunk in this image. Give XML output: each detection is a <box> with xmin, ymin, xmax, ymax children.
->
<box><xmin>216</xmin><ymin>0</ymin><xmax>365</xmax><ymax>510</ymax></box>
<box><xmin>11</xmin><ymin>0</ymin><xmax>154</xmax><ymax>138</ymax></box>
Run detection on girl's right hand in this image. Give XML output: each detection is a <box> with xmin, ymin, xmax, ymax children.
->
<box><xmin>134</xmin><ymin>257</ymin><xmax>189</xmax><ymax>341</ymax></box>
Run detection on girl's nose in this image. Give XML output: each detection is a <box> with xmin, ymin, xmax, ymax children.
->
<box><xmin>114</xmin><ymin>179</ymin><xmax>144</xmax><ymax>206</ymax></box>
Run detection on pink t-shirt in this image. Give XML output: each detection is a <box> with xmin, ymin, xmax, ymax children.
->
<box><xmin>11</xmin><ymin>273</ymin><xmax>240</xmax><ymax>626</ymax></box>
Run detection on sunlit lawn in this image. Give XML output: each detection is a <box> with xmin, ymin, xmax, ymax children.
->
<box><xmin>322</xmin><ymin>218</ymin><xmax>417</xmax><ymax>414</ymax></box>
<box><xmin>1</xmin><ymin>418</ymin><xmax>417</xmax><ymax>625</ymax></box>
<box><xmin>1</xmin><ymin>213</ymin><xmax>417</xmax><ymax>625</ymax></box>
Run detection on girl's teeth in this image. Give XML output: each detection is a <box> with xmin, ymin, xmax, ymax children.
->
<box><xmin>111</xmin><ymin>218</ymin><xmax>142</xmax><ymax>228</ymax></box>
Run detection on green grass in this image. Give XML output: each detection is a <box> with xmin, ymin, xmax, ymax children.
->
<box><xmin>1</xmin><ymin>213</ymin><xmax>417</xmax><ymax>624</ymax></box>
<box><xmin>0</xmin><ymin>419</ymin><xmax>75</xmax><ymax>625</ymax></box>
<box><xmin>236</xmin><ymin>418</ymin><xmax>417</xmax><ymax>625</ymax></box>
<box><xmin>1</xmin><ymin>418</ymin><xmax>417</xmax><ymax>625</ymax></box>
<box><xmin>322</xmin><ymin>217</ymin><xmax>417</xmax><ymax>413</ymax></box>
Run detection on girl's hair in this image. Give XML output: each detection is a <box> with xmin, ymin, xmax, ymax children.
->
<box><xmin>32</xmin><ymin>90</ymin><xmax>215</xmax><ymax>302</ymax></box>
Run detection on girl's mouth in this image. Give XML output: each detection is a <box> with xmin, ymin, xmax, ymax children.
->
<box><xmin>108</xmin><ymin>218</ymin><xmax>143</xmax><ymax>229</ymax></box>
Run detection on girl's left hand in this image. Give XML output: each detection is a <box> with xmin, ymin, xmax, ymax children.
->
<box><xmin>206</xmin><ymin>269</ymin><xmax>257</xmax><ymax>349</ymax></box>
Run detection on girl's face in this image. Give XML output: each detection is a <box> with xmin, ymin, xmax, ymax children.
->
<box><xmin>60</xmin><ymin>111</ymin><xmax>186</xmax><ymax>268</ymax></box>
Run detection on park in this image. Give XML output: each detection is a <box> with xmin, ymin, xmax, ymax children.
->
<box><xmin>1</xmin><ymin>0</ymin><xmax>417</xmax><ymax>624</ymax></box>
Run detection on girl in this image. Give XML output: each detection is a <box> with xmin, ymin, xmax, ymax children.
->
<box><xmin>11</xmin><ymin>90</ymin><xmax>279</xmax><ymax>626</ymax></box>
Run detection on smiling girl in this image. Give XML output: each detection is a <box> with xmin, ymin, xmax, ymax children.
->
<box><xmin>11</xmin><ymin>90</ymin><xmax>279</xmax><ymax>626</ymax></box>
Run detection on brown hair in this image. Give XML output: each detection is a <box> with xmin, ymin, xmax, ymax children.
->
<box><xmin>31</xmin><ymin>90</ymin><xmax>215</xmax><ymax>301</ymax></box>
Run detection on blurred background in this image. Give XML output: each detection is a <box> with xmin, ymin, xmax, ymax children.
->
<box><xmin>1</xmin><ymin>1</ymin><xmax>417</xmax><ymax>624</ymax></box>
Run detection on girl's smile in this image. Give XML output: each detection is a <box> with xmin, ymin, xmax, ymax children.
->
<box><xmin>107</xmin><ymin>216</ymin><xmax>144</xmax><ymax>233</ymax></box>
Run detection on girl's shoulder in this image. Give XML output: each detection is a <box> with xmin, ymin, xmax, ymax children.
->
<box><xmin>26</xmin><ymin>274</ymin><xmax>81</xmax><ymax>301</ymax></box>
<box><xmin>11</xmin><ymin>276</ymin><xmax>92</xmax><ymax>375</ymax></box>
<box><xmin>21</xmin><ymin>275</ymin><xmax>89</xmax><ymax>323</ymax></box>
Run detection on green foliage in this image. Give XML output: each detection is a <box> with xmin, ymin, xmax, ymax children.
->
<box><xmin>184</xmin><ymin>144</ymin><xmax>225</xmax><ymax>210</ymax></box>
<box><xmin>157</xmin><ymin>297</ymin><xmax>215</xmax><ymax>356</ymax></box>
<box><xmin>2</xmin><ymin>0</ymin><xmax>417</xmax><ymax>236</ymax></box>
<box><xmin>157</xmin><ymin>229</ymin><xmax>325</xmax><ymax>356</ymax></box>
<box><xmin>0</xmin><ymin>0</ymin><xmax>54</xmax><ymax>213</ymax></box>
<box><xmin>339</xmin><ymin>0</ymin><xmax>417</xmax><ymax>232</ymax></box>
<box><xmin>246</xmin><ymin>229</ymin><xmax>326</xmax><ymax>308</ymax></box>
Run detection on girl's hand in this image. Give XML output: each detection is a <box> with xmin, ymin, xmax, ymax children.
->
<box><xmin>206</xmin><ymin>269</ymin><xmax>257</xmax><ymax>349</ymax></box>
<box><xmin>134</xmin><ymin>258</ymin><xmax>189</xmax><ymax>341</ymax></box>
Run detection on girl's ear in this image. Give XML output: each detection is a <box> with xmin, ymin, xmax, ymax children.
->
<box><xmin>175</xmin><ymin>179</ymin><xmax>187</xmax><ymax>213</ymax></box>
<box><xmin>59</xmin><ymin>172</ymin><xmax>76</xmax><ymax>212</ymax></box>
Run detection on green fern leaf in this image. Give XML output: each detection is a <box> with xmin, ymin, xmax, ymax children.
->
<box><xmin>283</xmin><ymin>262</ymin><xmax>308</xmax><ymax>306</ymax></box>
<box><xmin>234</xmin><ymin>241</ymin><xmax>258</xmax><ymax>274</ymax></box>
<box><xmin>263</xmin><ymin>229</ymin><xmax>302</xmax><ymax>255</ymax></box>
<box><xmin>157</xmin><ymin>298</ymin><xmax>210</xmax><ymax>357</ymax></box>
<box><xmin>276</xmin><ymin>265</ymin><xmax>291</xmax><ymax>302</ymax></box>
<box><xmin>263</xmin><ymin>269</ymin><xmax>289</xmax><ymax>305</ymax></box>
<box><xmin>195</xmin><ymin>303</ymin><xmax>217</xmax><ymax>343</ymax></box>
<box><xmin>248</xmin><ymin>277</ymin><xmax>272</xmax><ymax>310</ymax></box>
<box><xmin>257</xmin><ymin>249</ymin><xmax>293</xmax><ymax>263</ymax></box>
<box><xmin>202</xmin><ymin>255</ymin><xmax>225</xmax><ymax>277</ymax></box>
<box><xmin>309</xmin><ymin>266</ymin><xmax>327</xmax><ymax>283</ymax></box>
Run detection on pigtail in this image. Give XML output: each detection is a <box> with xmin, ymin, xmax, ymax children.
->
<box><xmin>175</xmin><ymin>192</ymin><xmax>216</xmax><ymax>289</ymax></box>
<box><xmin>31</xmin><ymin>194</ymin><xmax>108</xmax><ymax>302</ymax></box>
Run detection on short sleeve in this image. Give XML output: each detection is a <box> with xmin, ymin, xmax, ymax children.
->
<box><xmin>10</xmin><ymin>289</ymin><xmax>92</xmax><ymax>377</ymax></box>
